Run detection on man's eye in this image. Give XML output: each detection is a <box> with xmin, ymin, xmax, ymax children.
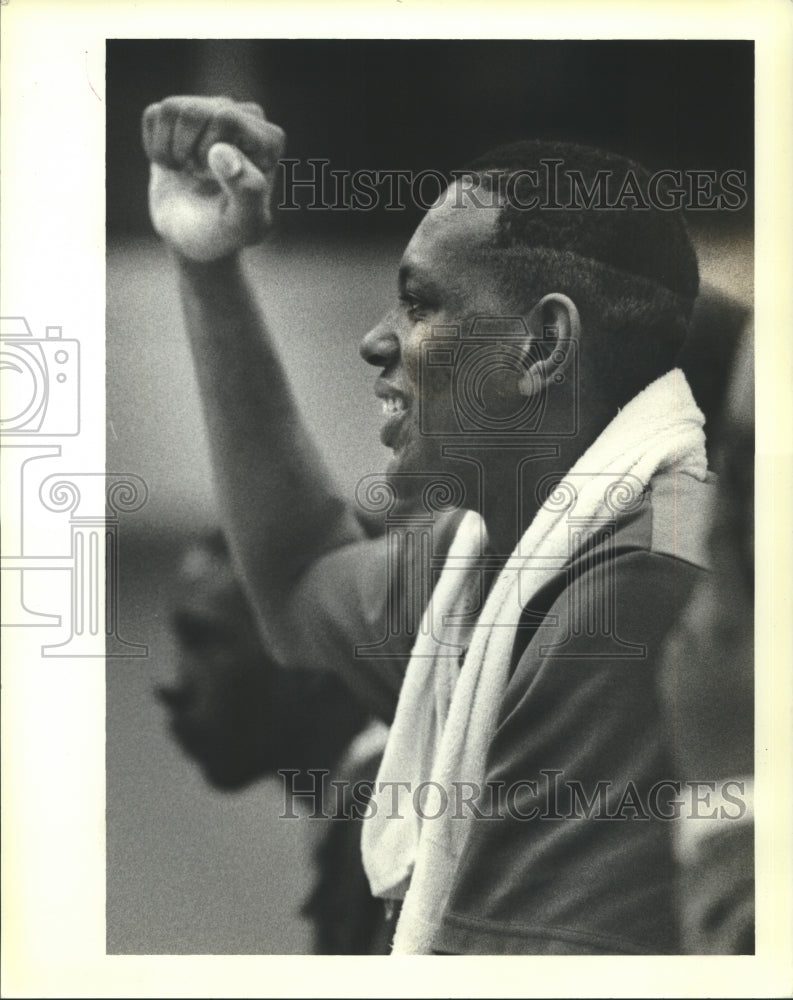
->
<box><xmin>400</xmin><ymin>295</ymin><xmax>425</xmax><ymax>320</ymax></box>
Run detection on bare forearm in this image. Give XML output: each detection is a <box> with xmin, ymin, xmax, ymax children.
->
<box><xmin>178</xmin><ymin>252</ymin><xmax>363</xmax><ymax>656</ymax></box>
<box><xmin>142</xmin><ymin>95</ymin><xmax>363</xmax><ymax>659</ymax></box>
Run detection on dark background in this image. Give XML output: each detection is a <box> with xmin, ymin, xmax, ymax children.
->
<box><xmin>108</xmin><ymin>39</ymin><xmax>754</xmax><ymax>238</ymax></box>
<box><xmin>106</xmin><ymin>39</ymin><xmax>753</xmax><ymax>955</ymax></box>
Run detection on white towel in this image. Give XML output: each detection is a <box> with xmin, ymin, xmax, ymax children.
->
<box><xmin>361</xmin><ymin>367</ymin><xmax>708</xmax><ymax>953</ymax></box>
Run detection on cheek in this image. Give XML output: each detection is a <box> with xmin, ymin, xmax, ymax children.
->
<box><xmin>401</xmin><ymin>322</ymin><xmax>429</xmax><ymax>390</ymax></box>
<box><xmin>402</xmin><ymin>321</ymin><xmax>456</xmax><ymax>412</ymax></box>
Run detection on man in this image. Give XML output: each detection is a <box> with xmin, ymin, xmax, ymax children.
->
<box><xmin>158</xmin><ymin>529</ymin><xmax>368</xmax><ymax>791</ymax></box>
<box><xmin>142</xmin><ymin>95</ymin><xmax>718</xmax><ymax>953</ymax></box>
<box><xmin>158</xmin><ymin>529</ymin><xmax>391</xmax><ymax>954</ymax></box>
<box><xmin>660</xmin><ymin>328</ymin><xmax>754</xmax><ymax>955</ymax></box>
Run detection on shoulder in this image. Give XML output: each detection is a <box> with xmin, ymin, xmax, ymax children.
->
<box><xmin>293</xmin><ymin>507</ymin><xmax>466</xmax><ymax>630</ymax></box>
<box><xmin>589</xmin><ymin>467</ymin><xmax>717</xmax><ymax>570</ymax></box>
<box><xmin>287</xmin><ymin>509</ymin><xmax>466</xmax><ymax>721</ymax></box>
<box><xmin>506</xmin><ymin>469</ymin><xmax>716</xmax><ymax>680</ymax></box>
<box><xmin>644</xmin><ymin>468</ymin><xmax>717</xmax><ymax>570</ymax></box>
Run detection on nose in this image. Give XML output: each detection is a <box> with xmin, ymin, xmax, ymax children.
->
<box><xmin>359</xmin><ymin>314</ymin><xmax>400</xmax><ymax>368</ymax></box>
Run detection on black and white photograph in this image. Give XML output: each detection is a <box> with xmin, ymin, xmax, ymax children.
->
<box><xmin>2</xmin><ymin>2</ymin><xmax>792</xmax><ymax>996</ymax></box>
<box><xmin>107</xmin><ymin>36</ymin><xmax>756</xmax><ymax>956</ymax></box>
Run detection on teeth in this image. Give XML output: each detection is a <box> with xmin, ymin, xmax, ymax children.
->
<box><xmin>381</xmin><ymin>396</ymin><xmax>406</xmax><ymax>415</ymax></box>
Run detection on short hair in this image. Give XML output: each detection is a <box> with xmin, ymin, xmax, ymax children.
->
<box><xmin>461</xmin><ymin>140</ymin><xmax>700</xmax><ymax>387</ymax></box>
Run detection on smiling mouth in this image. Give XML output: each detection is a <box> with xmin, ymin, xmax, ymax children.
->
<box><xmin>381</xmin><ymin>395</ymin><xmax>406</xmax><ymax>416</ymax></box>
<box><xmin>379</xmin><ymin>393</ymin><xmax>409</xmax><ymax>448</ymax></box>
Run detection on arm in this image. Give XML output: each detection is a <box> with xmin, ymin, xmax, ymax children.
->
<box><xmin>142</xmin><ymin>96</ymin><xmax>363</xmax><ymax>662</ymax></box>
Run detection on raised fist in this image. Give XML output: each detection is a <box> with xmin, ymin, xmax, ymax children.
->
<box><xmin>142</xmin><ymin>96</ymin><xmax>286</xmax><ymax>261</ymax></box>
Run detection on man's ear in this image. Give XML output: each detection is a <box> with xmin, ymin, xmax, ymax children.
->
<box><xmin>517</xmin><ymin>293</ymin><xmax>580</xmax><ymax>397</ymax></box>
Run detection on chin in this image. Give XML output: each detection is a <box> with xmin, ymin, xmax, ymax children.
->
<box><xmin>384</xmin><ymin>450</ymin><xmax>422</xmax><ymax>503</ymax></box>
<box><xmin>384</xmin><ymin>440</ymin><xmax>462</xmax><ymax>509</ymax></box>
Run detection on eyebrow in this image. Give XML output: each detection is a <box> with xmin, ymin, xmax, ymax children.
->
<box><xmin>398</xmin><ymin>261</ymin><xmax>439</xmax><ymax>299</ymax></box>
<box><xmin>398</xmin><ymin>262</ymin><xmax>415</xmax><ymax>290</ymax></box>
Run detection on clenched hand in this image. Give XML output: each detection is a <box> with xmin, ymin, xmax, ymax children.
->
<box><xmin>142</xmin><ymin>96</ymin><xmax>286</xmax><ymax>261</ymax></box>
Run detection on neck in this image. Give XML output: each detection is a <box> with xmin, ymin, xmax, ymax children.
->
<box><xmin>449</xmin><ymin>415</ymin><xmax>613</xmax><ymax>559</ymax></box>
